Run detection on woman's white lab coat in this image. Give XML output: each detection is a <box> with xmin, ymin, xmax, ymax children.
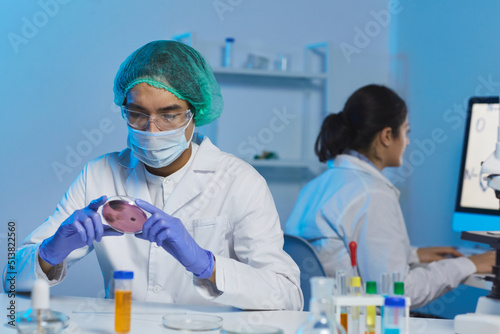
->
<box><xmin>7</xmin><ymin>137</ymin><xmax>302</xmax><ymax>311</ymax></box>
<box><xmin>285</xmin><ymin>154</ymin><xmax>476</xmax><ymax>309</ymax></box>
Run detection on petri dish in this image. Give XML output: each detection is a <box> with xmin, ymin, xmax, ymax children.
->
<box><xmin>16</xmin><ymin>309</ymin><xmax>70</xmax><ymax>333</ymax></box>
<box><xmin>222</xmin><ymin>325</ymin><xmax>284</xmax><ymax>334</ymax></box>
<box><xmin>99</xmin><ymin>195</ymin><xmax>148</xmax><ymax>234</ymax></box>
<box><xmin>162</xmin><ymin>313</ymin><xmax>223</xmax><ymax>334</ymax></box>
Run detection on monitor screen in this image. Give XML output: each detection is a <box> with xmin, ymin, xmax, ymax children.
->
<box><xmin>453</xmin><ymin>96</ymin><xmax>500</xmax><ymax>231</ymax></box>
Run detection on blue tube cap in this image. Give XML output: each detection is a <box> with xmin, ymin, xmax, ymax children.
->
<box><xmin>114</xmin><ymin>271</ymin><xmax>134</xmax><ymax>279</ymax></box>
<box><xmin>225</xmin><ymin>37</ymin><xmax>235</xmax><ymax>42</ymax></box>
<box><xmin>384</xmin><ymin>296</ymin><xmax>405</xmax><ymax>307</ymax></box>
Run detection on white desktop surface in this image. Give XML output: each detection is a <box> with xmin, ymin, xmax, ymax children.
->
<box><xmin>1</xmin><ymin>293</ymin><xmax>458</xmax><ymax>334</ymax></box>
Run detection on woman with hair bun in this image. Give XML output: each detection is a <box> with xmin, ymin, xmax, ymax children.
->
<box><xmin>286</xmin><ymin>84</ymin><xmax>494</xmax><ymax>309</ymax></box>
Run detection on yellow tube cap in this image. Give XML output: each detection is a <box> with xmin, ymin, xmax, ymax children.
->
<box><xmin>350</xmin><ymin>276</ymin><xmax>361</xmax><ymax>287</ymax></box>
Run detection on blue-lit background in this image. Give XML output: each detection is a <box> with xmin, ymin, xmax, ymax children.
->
<box><xmin>1</xmin><ymin>0</ymin><xmax>499</xmax><ymax>317</ymax></box>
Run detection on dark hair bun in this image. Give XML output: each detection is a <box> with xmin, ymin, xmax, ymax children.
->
<box><xmin>315</xmin><ymin>84</ymin><xmax>407</xmax><ymax>162</ymax></box>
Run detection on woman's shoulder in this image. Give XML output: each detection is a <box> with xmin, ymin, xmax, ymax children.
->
<box><xmin>307</xmin><ymin>162</ymin><xmax>397</xmax><ymax>211</ymax></box>
<box><xmin>332</xmin><ymin>155</ymin><xmax>396</xmax><ymax>190</ymax></box>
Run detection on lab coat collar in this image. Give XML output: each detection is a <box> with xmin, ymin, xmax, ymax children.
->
<box><xmin>117</xmin><ymin>147</ymin><xmax>139</xmax><ymax>169</ymax></box>
<box><xmin>165</xmin><ymin>137</ymin><xmax>220</xmax><ymax>215</ymax></box>
<box><xmin>332</xmin><ymin>154</ymin><xmax>400</xmax><ymax>197</ymax></box>
<box><xmin>190</xmin><ymin>136</ymin><xmax>220</xmax><ymax>172</ymax></box>
<box><xmin>117</xmin><ymin>136</ymin><xmax>220</xmax><ymax>215</ymax></box>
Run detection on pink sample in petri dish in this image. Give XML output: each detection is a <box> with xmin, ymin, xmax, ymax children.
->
<box><xmin>100</xmin><ymin>196</ymin><xmax>148</xmax><ymax>234</ymax></box>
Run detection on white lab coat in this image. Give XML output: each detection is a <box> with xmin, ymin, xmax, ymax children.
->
<box><xmin>285</xmin><ymin>154</ymin><xmax>476</xmax><ymax>309</ymax></box>
<box><xmin>6</xmin><ymin>137</ymin><xmax>302</xmax><ymax>311</ymax></box>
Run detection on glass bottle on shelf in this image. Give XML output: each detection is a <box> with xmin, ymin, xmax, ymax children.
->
<box><xmin>296</xmin><ymin>277</ymin><xmax>346</xmax><ymax>334</ymax></box>
<box><xmin>223</xmin><ymin>37</ymin><xmax>234</xmax><ymax>68</ymax></box>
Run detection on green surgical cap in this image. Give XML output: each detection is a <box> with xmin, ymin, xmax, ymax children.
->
<box><xmin>113</xmin><ymin>40</ymin><xmax>223</xmax><ymax>127</ymax></box>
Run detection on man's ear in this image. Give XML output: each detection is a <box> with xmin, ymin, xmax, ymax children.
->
<box><xmin>378</xmin><ymin>127</ymin><xmax>393</xmax><ymax>148</ymax></box>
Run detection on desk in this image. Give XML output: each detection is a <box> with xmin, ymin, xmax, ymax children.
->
<box><xmin>2</xmin><ymin>293</ymin><xmax>455</xmax><ymax>334</ymax></box>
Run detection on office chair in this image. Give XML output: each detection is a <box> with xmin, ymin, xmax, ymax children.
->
<box><xmin>283</xmin><ymin>234</ymin><xmax>327</xmax><ymax>311</ymax></box>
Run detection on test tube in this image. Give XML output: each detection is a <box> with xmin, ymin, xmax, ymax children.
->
<box><xmin>336</xmin><ymin>271</ymin><xmax>348</xmax><ymax>332</ymax></box>
<box><xmin>392</xmin><ymin>272</ymin><xmax>402</xmax><ymax>293</ymax></box>
<box><xmin>393</xmin><ymin>282</ymin><xmax>409</xmax><ymax>327</ymax></box>
<box><xmin>365</xmin><ymin>281</ymin><xmax>377</xmax><ymax>334</ymax></box>
<box><xmin>380</xmin><ymin>273</ymin><xmax>391</xmax><ymax>295</ymax></box>
<box><xmin>223</xmin><ymin>37</ymin><xmax>234</xmax><ymax>68</ymax></box>
<box><xmin>383</xmin><ymin>297</ymin><xmax>406</xmax><ymax>334</ymax></box>
<box><xmin>380</xmin><ymin>273</ymin><xmax>391</xmax><ymax>334</ymax></box>
<box><xmin>350</xmin><ymin>276</ymin><xmax>361</xmax><ymax>334</ymax></box>
<box><xmin>115</xmin><ymin>271</ymin><xmax>134</xmax><ymax>333</ymax></box>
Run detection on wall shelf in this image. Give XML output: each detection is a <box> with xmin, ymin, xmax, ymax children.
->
<box><xmin>212</xmin><ymin>67</ymin><xmax>328</xmax><ymax>80</ymax></box>
<box><xmin>249</xmin><ymin>159</ymin><xmax>317</xmax><ymax>169</ymax></box>
<box><xmin>248</xmin><ymin>159</ymin><xmax>327</xmax><ymax>181</ymax></box>
<box><xmin>173</xmin><ymin>33</ymin><xmax>333</xmax><ymax>180</ymax></box>
<box><xmin>248</xmin><ymin>159</ymin><xmax>326</xmax><ymax>182</ymax></box>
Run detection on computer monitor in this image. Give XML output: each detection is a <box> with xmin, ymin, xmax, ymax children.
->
<box><xmin>453</xmin><ymin>96</ymin><xmax>500</xmax><ymax>231</ymax></box>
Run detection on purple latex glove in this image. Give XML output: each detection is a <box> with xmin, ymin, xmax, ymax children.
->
<box><xmin>39</xmin><ymin>196</ymin><xmax>123</xmax><ymax>266</ymax></box>
<box><xmin>135</xmin><ymin>199</ymin><xmax>215</xmax><ymax>279</ymax></box>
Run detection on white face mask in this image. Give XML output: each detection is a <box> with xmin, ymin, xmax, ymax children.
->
<box><xmin>127</xmin><ymin>117</ymin><xmax>194</xmax><ymax>168</ymax></box>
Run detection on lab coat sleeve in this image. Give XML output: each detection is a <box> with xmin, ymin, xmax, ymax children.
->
<box><xmin>350</xmin><ymin>189</ymin><xmax>412</xmax><ymax>284</ymax></box>
<box><xmin>352</xmin><ymin>190</ymin><xmax>476</xmax><ymax>309</ymax></box>
<box><xmin>199</xmin><ymin>167</ymin><xmax>302</xmax><ymax>311</ymax></box>
<box><xmin>409</xmin><ymin>246</ymin><xmax>420</xmax><ymax>265</ymax></box>
<box><xmin>3</xmin><ymin>165</ymin><xmax>94</xmax><ymax>292</ymax></box>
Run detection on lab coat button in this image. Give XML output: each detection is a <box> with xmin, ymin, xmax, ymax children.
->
<box><xmin>153</xmin><ymin>285</ymin><xmax>162</xmax><ymax>293</ymax></box>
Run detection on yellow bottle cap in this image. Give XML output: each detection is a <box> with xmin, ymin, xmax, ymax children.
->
<box><xmin>350</xmin><ymin>276</ymin><xmax>361</xmax><ymax>287</ymax></box>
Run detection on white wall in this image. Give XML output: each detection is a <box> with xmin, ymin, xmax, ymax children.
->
<box><xmin>0</xmin><ymin>0</ymin><xmax>392</xmax><ymax>297</ymax></box>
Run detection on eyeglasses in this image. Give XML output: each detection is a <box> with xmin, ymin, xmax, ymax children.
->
<box><xmin>122</xmin><ymin>108</ymin><xmax>192</xmax><ymax>131</ymax></box>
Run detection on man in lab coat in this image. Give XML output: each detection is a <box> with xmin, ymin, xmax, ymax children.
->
<box><xmin>4</xmin><ymin>41</ymin><xmax>302</xmax><ymax>311</ymax></box>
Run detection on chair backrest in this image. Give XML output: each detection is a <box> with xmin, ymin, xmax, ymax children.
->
<box><xmin>283</xmin><ymin>234</ymin><xmax>327</xmax><ymax>311</ymax></box>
